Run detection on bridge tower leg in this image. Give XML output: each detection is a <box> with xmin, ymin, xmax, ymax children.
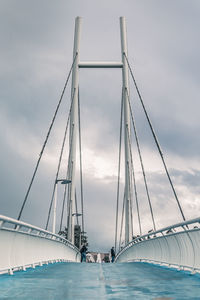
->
<box><xmin>120</xmin><ymin>17</ymin><xmax>132</xmax><ymax>244</ymax></box>
<box><xmin>67</xmin><ymin>16</ymin><xmax>131</xmax><ymax>246</ymax></box>
<box><xmin>68</xmin><ymin>17</ymin><xmax>82</xmax><ymax>244</ymax></box>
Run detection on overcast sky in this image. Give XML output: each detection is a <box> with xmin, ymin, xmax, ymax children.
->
<box><xmin>0</xmin><ymin>0</ymin><xmax>200</xmax><ymax>252</ymax></box>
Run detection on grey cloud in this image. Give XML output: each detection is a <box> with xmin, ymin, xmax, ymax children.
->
<box><xmin>0</xmin><ymin>0</ymin><xmax>200</xmax><ymax>251</ymax></box>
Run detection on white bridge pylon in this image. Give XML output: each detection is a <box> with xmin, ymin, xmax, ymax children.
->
<box><xmin>68</xmin><ymin>16</ymin><xmax>132</xmax><ymax>245</ymax></box>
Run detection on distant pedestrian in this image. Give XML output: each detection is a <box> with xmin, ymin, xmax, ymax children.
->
<box><xmin>110</xmin><ymin>246</ymin><xmax>115</xmax><ymax>263</ymax></box>
<box><xmin>96</xmin><ymin>253</ymin><xmax>101</xmax><ymax>263</ymax></box>
<box><xmin>80</xmin><ymin>244</ymin><xmax>87</xmax><ymax>262</ymax></box>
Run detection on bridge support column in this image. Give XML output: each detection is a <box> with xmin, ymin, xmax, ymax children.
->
<box><xmin>68</xmin><ymin>17</ymin><xmax>82</xmax><ymax>244</ymax></box>
<box><xmin>120</xmin><ymin>17</ymin><xmax>132</xmax><ymax>244</ymax></box>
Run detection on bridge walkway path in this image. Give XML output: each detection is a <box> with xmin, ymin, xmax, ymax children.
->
<box><xmin>0</xmin><ymin>262</ymin><xmax>200</xmax><ymax>299</ymax></box>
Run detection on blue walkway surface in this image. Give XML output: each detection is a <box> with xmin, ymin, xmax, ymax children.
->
<box><xmin>1</xmin><ymin>262</ymin><xmax>200</xmax><ymax>299</ymax></box>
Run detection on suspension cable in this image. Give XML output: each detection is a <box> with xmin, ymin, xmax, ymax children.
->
<box><xmin>126</xmin><ymin>124</ymin><xmax>142</xmax><ymax>235</ymax></box>
<box><xmin>125</xmin><ymin>88</ymin><xmax>156</xmax><ymax>231</ymax></box>
<box><xmin>59</xmin><ymin>183</ymin><xmax>67</xmax><ymax>232</ymax></box>
<box><xmin>65</xmin><ymin>120</ymin><xmax>76</xmax><ymax>237</ymax></box>
<box><xmin>59</xmin><ymin>174</ymin><xmax>69</xmax><ymax>232</ymax></box>
<box><xmin>127</xmin><ymin>159</ymin><xmax>134</xmax><ymax>238</ymax></box>
<box><xmin>124</xmin><ymin>53</ymin><xmax>186</xmax><ymax>222</ymax></box>
<box><xmin>66</xmin><ymin>161</ymin><xmax>74</xmax><ymax>240</ymax></box>
<box><xmin>119</xmin><ymin>191</ymin><xmax>125</xmax><ymax>251</ymax></box>
<box><xmin>75</xmin><ymin>190</ymin><xmax>79</xmax><ymax>225</ymax></box>
<box><xmin>60</xmin><ymin>125</ymin><xmax>75</xmax><ymax>232</ymax></box>
<box><xmin>45</xmin><ymin>88</ymin><xmax>76</xmax><ymax>230</ymax></box>
<box><xmin>115</xmin><ymin>89</ymin><xmax>124</xmax><ymax>253</ymax></box>
<box><xmin>78</xmin><ymin>88</ymin><xmax>84</xmax><ymax>234</ymax></box>
<box><xmin>17</xmin><ymin>54</ymin><xmax>77</xmax><ymax>221</ymax></box>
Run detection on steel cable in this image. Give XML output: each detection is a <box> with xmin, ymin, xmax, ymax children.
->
<box><xmin>127</xmin><ymin>159</ymin><xmax>134</xmax><ymax>238</ymax></box>
<box><xmin>17</xmin><ymin>54</ymin><xmax>77</xmax><ymax>221</ymax></box>
<box><xmin>119</xmin><ymin>191</ymin><xmax>125</xmax><ymax>251</ymax></box>
<box><xmin>114</xmin><ymin>89</ymin><xmax>124</xmax><ymax>253</ymax></box>
<box><xmin>125</xmin><ymin>88</ymin><xmax>156</xmax><ymax>231</ymax></box>
<box><xmin>75</xmin><ymin>190</ymin><xmax>79</xmax><ymax>225</ymax></box>
<box><xmin>78</xmin><ymin>89</ymin><xmax>85</xmax><ymax>235</ymax></box>
<box><xmin>45</xmin><ymin>88</ymin><xmax>76</xmax><ymax>230</ymax></box>
<box><xmin>60</xmin><ymin>125</ymin><xmax>74</xmax><ymax>232</ymax></box>
<box><xmin>126</xmin><ymin>123</ymin><xmax>142</xmax><ymax>236</ymax></box>
<box><xmin>124</xmin><ymin>53</ymin><xmax>186</xmax><ymax>222</ymax></box>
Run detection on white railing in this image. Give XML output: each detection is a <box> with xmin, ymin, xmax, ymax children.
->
<box><xmin>115</xmin><ymin>217</ymin><xmax>200</xmax><ymax>273</ymax></box>
<box><xmin>0</xmin><ymin>215</ymin><xmax>81</xmax><ymax>275</ymax></box>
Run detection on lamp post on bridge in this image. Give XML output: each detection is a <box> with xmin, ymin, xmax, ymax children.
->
<box><xmin>52</xmin><ymin>179</ymin><xmax>71</xmax><ymax>234</ymax></box>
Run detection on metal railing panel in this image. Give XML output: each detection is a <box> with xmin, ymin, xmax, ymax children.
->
<box><xmin>0</xmin><ymin>215</ymin><xmax>81</xmax><ymax>274</ymax></box>
<box><xmin>115</xmin><ymin>218</ymin><xmax>200</xmax><ymax>272</ymax></box>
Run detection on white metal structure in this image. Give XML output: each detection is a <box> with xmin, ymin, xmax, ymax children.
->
<box><xmin>68</xmin><ymin>17</ymin><xmax>82</xmax><ymax>244</ymax></box>
<box><xmin>52</xmin><ymin>179</ymin><xmax>71</xmax><ymax>234</ymax></box>
<box><xmin>0</xmin><ymin>16</ymin><xmax>133</xmax><ymax>276</ymax></box>
<box><xmin>120</xmin><ymin>17</ymin><xmax>132</xmax><ymax>244</ymax></box>
<box><xmin>2</xmin><ymin>16</ymin><xmax>199</xmax><ymax>278</ymax></box>
<box><xmin>0</xmin><ymin>215</ymin><xmax>80</xmax><ymax>275</ymax></box>
<box><xmin>115</xmin><ymin>217</ymin><xmax>200</xmax><ymax>273</ymax></box>
<box><xmin>68</xmin><ymin>16</ymin><xmax>132</xmax><ymax>245</ymax></box>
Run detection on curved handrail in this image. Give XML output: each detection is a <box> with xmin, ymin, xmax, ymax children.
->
<box><xmin>116</xmin><ymin>216</ymin><xmax>200</xmax><ymax>261</ymax></box>
<box><xmin>0</xmin><ymin>214</ymin><xmax>79</xmax><ymax>253</ymax></box>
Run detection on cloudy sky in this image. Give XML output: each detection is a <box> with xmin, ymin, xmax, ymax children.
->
<box><xmin>0</xmin><ymin>0</ymin><xmax>200</xmax><ymax>252</ymax></box>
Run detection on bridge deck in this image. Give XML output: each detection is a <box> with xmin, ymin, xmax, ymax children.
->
<box><xmin>1</xmin><ymin>262</ymin><xmax>200</xmax><ymax>299</ymax></box>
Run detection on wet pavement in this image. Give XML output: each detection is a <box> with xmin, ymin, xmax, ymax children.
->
<box><xmin>0</xmin><ymin>262</ymin><xmax>200</xmax><ymax>299</ymax></box>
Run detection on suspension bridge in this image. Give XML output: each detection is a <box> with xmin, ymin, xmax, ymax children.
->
<box><xmin>1</xmin><ymin>16</ymin><xmax>200</xmax><ymax>298</ymax></box>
